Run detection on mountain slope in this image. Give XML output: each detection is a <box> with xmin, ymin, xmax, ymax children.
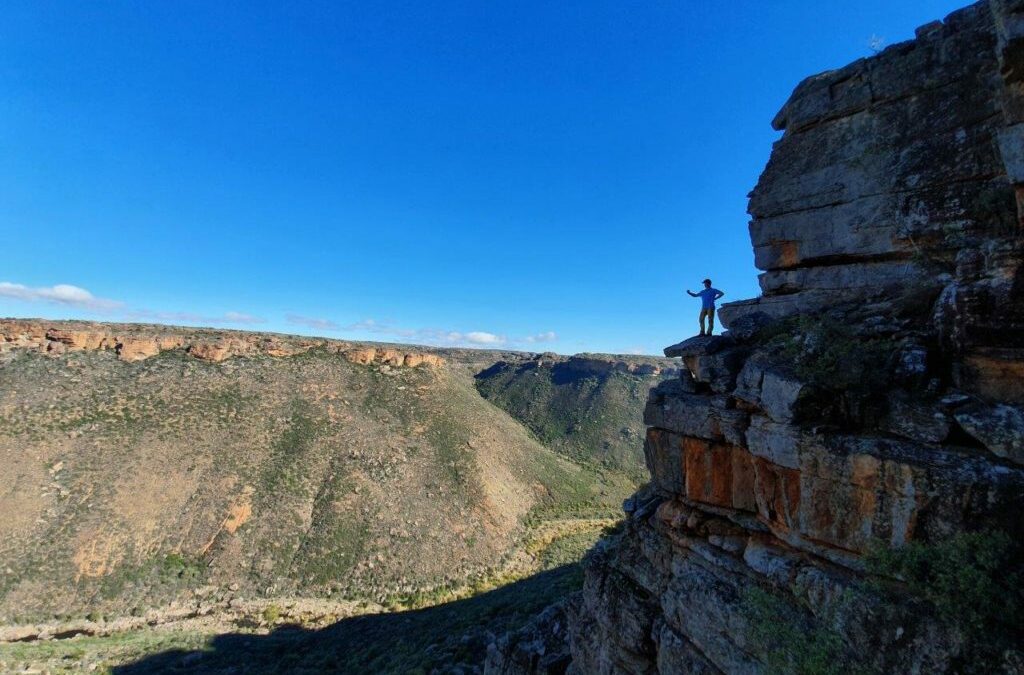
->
<box><xmin>0</xmin><ymin>339</ymin><xmax>630</xmax><ymax>623</ymax></box>
<box><xmin>475</xmin><ymin>353</ymin><xmax>677</xmax><ymax>480</ymax></box>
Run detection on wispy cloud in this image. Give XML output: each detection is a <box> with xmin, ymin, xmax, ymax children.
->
<box><xmin>345</xmin><ymin>321</ymin><xmax>503</xmax><ymax>347</ymax></box>
<box><xmin>221</xmin><ymin>311</ymin><xmax>265</xmax><ymax>325</ymax></box>
<box><xmin>286</xmin><ymin>314</ymin><xmax>340</xmax><ymax>331</ymax></box>
<box><xmin>338</xmin><ymin>318</ymin><xmax>560</xmax><ymax>349</ymax></box>
<box><xmin>0</xmin><ymin>282</ymin><xmax>123</xmax><ymax>311</ymax></box>
<box><xmin>522</xmin><ymin>331</ymin><xmax>557</xmax><ymax>344</ymax></box>
<box><xmin>126</xmin><ymin>309</ymin><xmax>266</xmax><ymax>325</ymax></box>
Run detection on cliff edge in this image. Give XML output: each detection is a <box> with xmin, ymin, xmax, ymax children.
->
<box><xmin>488</xmin><ymin>2</ymin><xmax>1024</xmax><ymax>673</ymax></box>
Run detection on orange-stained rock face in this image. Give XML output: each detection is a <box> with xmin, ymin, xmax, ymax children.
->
<box><xmin>189</xmin><ymin>341</ymin><xmax>234</xmax><ymax>362</ymax></box>
<box><xmin>682</xmin><ymin>438</ymin><xmax>756</xmax><ymax>513</ymax></box>
<box><xmin>1</xmin><ymin>320</ymin><xmax>47</xmax><ymax>343</ymax></box>
<box><xmin>343</xmin><ymin>347</ymin><xmax>444</xmax><ymax>368</ymax></box>
<box><xmin>960</xmin><ymin>352</ymin><xmax>1024</xmax><ymax>405</ymax></box>
<box><xmin>343</xmin><ymin>348</ymin><xmax>377</xmax><ymax>365</ymax></box>
<box><xmin>46</xmin><ymin>329</ymin><xmax>110</xmax><ymax>350</ymax></box>
<box><xmin>0</xmin><ymin>319</ymin><xmax>447</xmax><ymax>371</ymax></box>
<box><xmin>157</xmin><ymin>336</ymin><xmax>185</xmax><ymax>351</ymax></box>
<box><xmin>404</xmin><ymin>352</ymin><xmax>444</xmax><ymax>368</ymax></box>
<box><xmin>376</xmin><ymin>349</ymin><xmax>403</xmax><ymax>366</ymax></box>
<box><xmin>751</xmin><ymin>456</ymin><xmax>801</xmax><ymax>532</ymax></box>
<box><xmin>116</xmin><ymin>338</ymin><xmax>161</xmax><ymax>362</ymax></box>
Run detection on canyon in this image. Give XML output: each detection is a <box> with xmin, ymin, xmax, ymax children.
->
<box><xmin>0</xmin><ymin>319</ymin><xmax>674</xmax><ymax>672</ymax></box>
<box><xmin>3</xmin><ymin>0</ymin><xmax>1024</xmax><ymax>672</ymax></box>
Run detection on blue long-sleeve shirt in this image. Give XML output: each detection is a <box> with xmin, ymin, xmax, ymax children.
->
<box><xmin>690</xmin><ymin>288</ymin><xmax>724</xmax><ymax>309</ymax></box>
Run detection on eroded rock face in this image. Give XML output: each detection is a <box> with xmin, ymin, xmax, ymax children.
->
<box><xmin>115</xmin><ymin>338</ymin><xmax>161</xmax><ymax>362</ymax></box>
<box><xmin>491</xmin><ymin>2</ymin><xmax>1024</xmax><ymax>672</ymax></box>
<box><xmin>0</xmin><ymin>319</ymin><xmax>445</xmax><ymax>368</ymax></box>
<box><xmin>341</xmin><ymin>347</ymin><xmax>445</xmax><ymax>368</ymax></box>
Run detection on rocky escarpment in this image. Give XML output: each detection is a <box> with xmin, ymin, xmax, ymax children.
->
<box><xmin>0</xmin><ymin>319</ymin><xmax>445</xmax><ymax>367</ymax></box>
<box><xmin>489</xmin><ymin>2</ymin><xmax>1024</xmax><ymax>673</ymax></box>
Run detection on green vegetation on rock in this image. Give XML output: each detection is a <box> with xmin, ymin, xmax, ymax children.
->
<box><xmin>742</xmin><ymin>587</ymin><xmax>855</xmax><ymax>675</ymax></box>
<box><xmin>866</xmin><ymin>531</ymin><xmax>1023</xmax><ymax>672</ymax></box>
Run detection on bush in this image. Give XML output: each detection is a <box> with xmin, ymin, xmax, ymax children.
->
<box><xmin>742</xmin><ymin>587</ymin><xmax>854</xmax><ymax>675</ymax></box>
<box><xmin>262</xmin><ymin>604</ymin><xmax>282</xmax><ymax>623</ymax></box>
<box><xmin>866</xmin><ymin>531</ymin><xmax>1022</xmax><ymax>670</ymax></box>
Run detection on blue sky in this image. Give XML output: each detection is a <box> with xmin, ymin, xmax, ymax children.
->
<box><xmin>1</xmin><ymin>1</ymin><xmax>966</xmax><ymax>354</ymax></box>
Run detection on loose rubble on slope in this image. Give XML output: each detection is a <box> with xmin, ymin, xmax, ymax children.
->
<box><xmin>488</xmin><ymin>2</ymin><xmax>1024</xmax><ymax>673</ymax></box>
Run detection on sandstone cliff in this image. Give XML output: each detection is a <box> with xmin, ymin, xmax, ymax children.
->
<box><xmin>0</xmin><ymin>319</ymin><xmax>445</xmax><ymax>367</ymax></box>
<box><xmin>489</xmin><ymin>2</ymin><xmax>1024</xmax><ymax>673</ymax></box>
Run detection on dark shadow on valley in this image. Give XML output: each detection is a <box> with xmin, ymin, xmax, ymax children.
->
<box><xmin>112</xmin><ymin>564</ymin><xmax>581</xmax><ymax>674</ymax></box>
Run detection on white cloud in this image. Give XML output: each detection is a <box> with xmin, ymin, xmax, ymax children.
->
<box><xmin>286</xmin><ymin>314</ymin><xmax>340</xmax><ymax>330</ymax></box>
<box><xmin>0</xmin><ymin>282</ymin><xmax>123</xmax><ymax>311</ymax></box>
<box><xmin>465</xmin><ymin>331</ymin><xmax>506</xmax><ymax>345</ymax></box>
<box><xmin>338</xmin><ymin>319</ymin><xmax>511</xmax><ymax>348</ymax></box>
<box><xmin>522</xmin><ymin>331</ymin><xmax>557</xmax><ymax>344</ymax></box>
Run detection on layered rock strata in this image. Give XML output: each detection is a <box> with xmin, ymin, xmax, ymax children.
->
<box><xmin>719</xmin><ymin>0</ymin><xmax>1024</xmax><ymax>408</ymax></box>
<box><xmin>489</xmin><ymin>2</ymin><xmax>1024</xmax><ymax>673</ymax></box>
<box><xmin>0</xmin><ymin>319</ymin><xmax>445</xmax><ymax>367</ymax></box>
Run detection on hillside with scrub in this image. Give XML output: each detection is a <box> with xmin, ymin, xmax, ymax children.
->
<box><xmin>0</xmin><ymin>319</ymin><xmax>672</xmax><ymax>673</ymax></box>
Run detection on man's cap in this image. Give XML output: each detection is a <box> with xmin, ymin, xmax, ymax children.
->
<box><xmin>703</xmin><ymin>278</ymin><xmax>712</xmax><ymax>285</ymax></box>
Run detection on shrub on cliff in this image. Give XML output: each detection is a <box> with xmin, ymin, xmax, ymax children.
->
<box><xmin>742</xmin><ymin>586</ymin><xmax>855</xmax><ymax>675</ymax></box>
<box><xmin>866</xmin><ymin>531</ymin><xmax>1023</xmax><ymax>672</ymax></box>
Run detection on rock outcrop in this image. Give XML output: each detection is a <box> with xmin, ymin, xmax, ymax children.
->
<box><xmin>0</xmin><ymin>319</ymin><xmax>444</xmax><ymax>367</ymax></box>
<box><xmin>341</xmin><ymin>346</ymin><xmax>445</xmax><ymax>368</ymax></box>
<box><xmin>489</xmin><ymin>2</ymin><xmax>1024</xmax><ymax>673</ymax></box>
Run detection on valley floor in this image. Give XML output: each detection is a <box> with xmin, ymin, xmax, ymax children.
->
<box><xmin>0</xmin><ymin>513</ymin><xmax>621</xmax><ymax>674</ymax></box>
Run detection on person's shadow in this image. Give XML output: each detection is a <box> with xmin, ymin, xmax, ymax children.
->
<box><xmin>112</xmin><ymin>564</ymin><xmax>580</xmax><ymax>674</ymax></box>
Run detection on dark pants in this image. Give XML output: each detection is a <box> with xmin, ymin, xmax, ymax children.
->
<box><xmin>699</xmin><ymin>308</ymin><xmax>715</xmax><ymax>335</ymax></box>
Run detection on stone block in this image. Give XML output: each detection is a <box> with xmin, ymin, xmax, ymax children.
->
<box><xmin>879</xmin><ymin>392</ymin><xmax>951</xmax><ymax>444</ymax></box>
<box><xmin>760</xmin><ymin>370</ymin><xmax>809</xmax><ymax>423</ymax></box>
<box><xmin>795</xmin><ymin>435</ymin><xmax>1024</xmax><ymax>551</ymax></box>
<box><xmin>954</xmin><ymin>401</ymin><xmax>1024</xmax><ymax>465</ymax></box>
<box><xmin>683</xmin><ymin>346</ymin><xmax>749</xmax><ymax>393</ymax></box>
<box><xmin>745</xmin><ymin>415</ymin><xmax>801</xmax><ymax>469</ymax></box>
<box><xmin>653</xmin><ymin>623</ymin><xmax>721</xmax><ymax>675</ymax></box>
<box><xmin>751</xmin><ymin>457</ymin><xmax>802</xmax><ymax>532</ymax></box>
<box><xmin>644</xmin><ymin>429</ymin><xmax>685</xmax><ymax>497</ymax></box>
<box><xmin>742</xmin><ymin>535</ymin><xmax>801</xmax><ymax>586</ymax></box>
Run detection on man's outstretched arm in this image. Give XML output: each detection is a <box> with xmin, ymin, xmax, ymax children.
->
<box><xmin>686</xmin><ymin>290</ymin><xmax>698</xmax><ymax>297</ymax></box>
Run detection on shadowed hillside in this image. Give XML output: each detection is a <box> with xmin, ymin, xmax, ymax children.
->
<box><xmin>474</xmin><ymin>353</ymin><xmax>678</xmax><ymax>481</ymax></box>
<box><xmin>0</xmin><ymin>563</ymin><xmax>587</xmax><ymax>675</ymax></box>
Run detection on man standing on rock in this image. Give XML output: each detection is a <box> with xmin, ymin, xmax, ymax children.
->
<box><xmin>687</xmin><ymin>279</ymin><xmax>724</xmax><ymax>336</ymax></box>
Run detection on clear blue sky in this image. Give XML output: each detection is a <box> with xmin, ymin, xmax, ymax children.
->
<box><xmin>1</xmin><ymin>1</ymin><xmax>966</xmax><ymax>354</ymax></box>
